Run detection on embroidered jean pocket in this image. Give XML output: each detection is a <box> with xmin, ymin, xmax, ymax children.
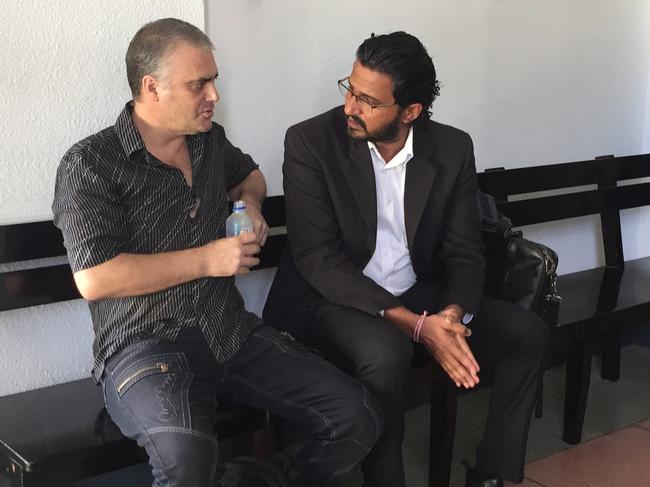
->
<box><xmin>113</xmin><ymin>352</ymin><xmax>187</xmax><ymax>398</ymax></box>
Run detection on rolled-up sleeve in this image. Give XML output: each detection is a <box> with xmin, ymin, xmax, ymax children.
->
<box><xmin>52</xmin><ymin>149</ymin><xmax>127</xmax><ymax>273</ymax></box>
<box><xmin>218</xmin><ymin>126</ymin><xmax>259</xmax><ymax>191</ymax></box>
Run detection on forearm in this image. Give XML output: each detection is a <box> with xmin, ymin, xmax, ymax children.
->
<box><xmin>73</xmin><ymin>248</ymin><xmax>208</xmax><ymax>300</ymax></box>
<box><xmin>228</xmin><ymin>169</ymin><xmax>266</xmax><ymax>209</ymax></box>
<box><xmin>73</xmin><ymin>234</ymin><xmax>260</xmax><ymax>301</ymax></box>
<box><xmin>383</xmin><ymin>306</ymin><xmax>421</xmax><ymax>336</ymax></box>
<box><xmin>293</xmin><ymin>242</ymin><xmax>401</xmax><ymax>314</ymax></box>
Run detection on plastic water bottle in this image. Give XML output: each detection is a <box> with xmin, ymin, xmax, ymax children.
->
<box><xmin>226</xmin><ymin>200</ymin><xmax>254</xmax><ymax>237</ymax></box>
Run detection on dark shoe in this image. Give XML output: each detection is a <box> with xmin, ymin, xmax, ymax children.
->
<box><xmin>462</xmin><ymin>459</ymin><xmax>504</xmax><ymax>487</ymax></box>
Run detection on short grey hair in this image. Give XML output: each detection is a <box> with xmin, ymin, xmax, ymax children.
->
<box><xmin>126</xmin><ymin>18</ymin><xmax>214</xmax><ymax>99</ymax></box>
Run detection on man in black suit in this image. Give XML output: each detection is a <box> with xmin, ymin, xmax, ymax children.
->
<box><xmin>264</xmin><ymin>32</ymin><xmax>548</xmax><ymax>487</ymax></box>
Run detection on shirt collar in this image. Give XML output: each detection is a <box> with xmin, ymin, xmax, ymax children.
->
<box><xmin>367</xmin><ymin>125</ymin><xmax>414</xmax><ymax>168</ymax></box>
<box><xmin>114</xmin><ymin>101</ymin><xmax>146</xmax><ymax>159</ymax></box>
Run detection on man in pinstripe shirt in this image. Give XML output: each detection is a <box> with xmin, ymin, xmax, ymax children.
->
<box><xmin>53</xmin><ymin>18</ymin><xmax>381</xmax><ymax>487</ymax></box>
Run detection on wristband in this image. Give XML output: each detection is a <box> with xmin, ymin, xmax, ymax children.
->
<box><xmin>413</xmin><ymin>310</ymin><xmax>428</xmax><ymax>343</ymax></box>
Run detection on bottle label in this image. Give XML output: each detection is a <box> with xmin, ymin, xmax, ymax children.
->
<box><xmin>226</xmin><ymin>216</ymin><xmax>254</xmax><ymax>237</ymax></box>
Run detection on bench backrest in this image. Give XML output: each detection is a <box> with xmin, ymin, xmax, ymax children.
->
<box><xmin>477</xmin><ymin>153</ymin><xmax>650</xmax><ymax>269</ymax></box>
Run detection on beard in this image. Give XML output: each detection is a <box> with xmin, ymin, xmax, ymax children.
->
<box><xmin>346</xmin><ymin>114</ymin><xmax>401</xmax><ymax>143</ymax></box>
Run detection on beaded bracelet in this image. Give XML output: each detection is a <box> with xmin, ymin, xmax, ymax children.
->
<box><xmin>413</xmin><ymin>310</ymin><xmax>428</xmax><ymax>343</ymax></box>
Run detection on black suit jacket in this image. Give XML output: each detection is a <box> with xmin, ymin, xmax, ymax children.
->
<box><xmin>263</xmin><ymin>107</ymin><xmax>485</xmax><ymax>333</ymax></box>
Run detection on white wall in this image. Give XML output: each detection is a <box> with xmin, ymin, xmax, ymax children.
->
<box><xmin>1</xmin><ymin>1</ymin><xmax>650</xmax><ymax>395</ymax></box>
<box><xmin>208</xmin><ymin>0</ymin><xmax>650</xmax><ymax>279</ymax></box>
<box><xmin>0</xmin><ymin>0</ymin><xmax>204</xmax><ymax>395</ymax></box>
<box><xmin>645</xmin><ymin>76</ymin><xmax>650</xmax><ymax>153</ymax></box>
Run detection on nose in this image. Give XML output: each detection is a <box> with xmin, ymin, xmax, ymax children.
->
<box><xmin>344</xmin><ymin>93</ymin><xmax>361</xmax><ymax>116</ymax></box>
<box><xmin>206</xmin><ymin>82</ymin><xmax>219</xmax><ymax>103</ymax></box>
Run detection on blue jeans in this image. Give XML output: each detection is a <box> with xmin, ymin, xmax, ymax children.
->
<box><xmin>100</xmin><ymin>326</ymin><xmax>382</xmax><ymax>487</ymax></box>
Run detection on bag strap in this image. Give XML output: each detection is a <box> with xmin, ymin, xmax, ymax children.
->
<box><xmin>476</xmin><ymin>191</ymin><xmax>518</xmax><ymax>239</ymax></box>
<box><xmin>476</xmin><ymin>190</ymin><xmax>499</xmax><ymax>233</ymax></box>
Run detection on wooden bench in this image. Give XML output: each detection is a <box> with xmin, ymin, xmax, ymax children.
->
<box><xmin>477</xmin><ymin>153</ymin><xmax>650</xmax><ymax>445</ymax></box>
<box><xmin>0</xmin><ymin>193</ymin><xmax>550</xmax><ymax>487</ymax></box>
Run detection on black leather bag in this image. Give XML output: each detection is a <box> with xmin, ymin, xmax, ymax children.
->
<box><xmin>478</xmin><ymin>191</ymin><xmax>561</xmax><ymax>325</ymax></box>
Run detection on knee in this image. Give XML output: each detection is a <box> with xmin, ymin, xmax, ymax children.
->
<box><xmin>354</xmin><ymin>329</ymin><xmax>413</xmax><ymax>381</ymax></box>
<box><xmin>334</xmin><ymin>384</ymin><xmax>384</xmax><ymax>455</ymax></box>
<box><xmin>149</xmin><ymin>430</ymin><xmax>219</xmax><ymax>486</ymax></box>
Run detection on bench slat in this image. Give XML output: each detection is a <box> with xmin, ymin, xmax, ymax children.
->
<box><xmin>0</xmin><ymin>221</ymin><xmax>65</xmax><ymax>264</ymax></box>
<box><xmin>496</xmin><ymin>189</ymin><xmax>603</xmax><ymax>226</ymax></box>
<box><xmin>556</xmin><ymin>257</ymin><xmax>650</xmax><ymax>327</ymax></box>
<box><xmin>478</xmin><ymin>154</ymin><xmax>650</xmax><ymax>197</ymax></box>
<box><xmin>491</xmin><ymin>181</ymin><xmax>650</xmax><ymax>227</ymax></box>
<box><xmin>0</xmin><ymin>264</ymin><xmax>79</xmax><ymax>312</ymax></box>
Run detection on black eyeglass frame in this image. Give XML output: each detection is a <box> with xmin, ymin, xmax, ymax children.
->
<box><xmin>337</xmin><ymin>77</ymin><xmax>397</xmax><ymax>112</ymax></box>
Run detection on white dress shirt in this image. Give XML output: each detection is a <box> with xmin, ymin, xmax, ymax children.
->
<box><xmin>363</xmin><ymin>127</ymin><xmax>417</xmax><ymax>296</ymax></box>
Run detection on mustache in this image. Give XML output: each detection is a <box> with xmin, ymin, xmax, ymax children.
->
<box><xmin>347</xmin><ymin>115</ymin><xmax>366</xmax><ymax>131</ymax></box>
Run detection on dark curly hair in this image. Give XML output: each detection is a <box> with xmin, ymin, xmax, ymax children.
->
<box><xmin>356</xmin><ymin>32</ymin><xmax>440</xmax><ymax>124</ymax></box>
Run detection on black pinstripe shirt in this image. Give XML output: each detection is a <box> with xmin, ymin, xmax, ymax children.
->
<box><xmin>53</xmin><ymin>103</ymin><xmax>262</xmax><ymax>381</ymax></box>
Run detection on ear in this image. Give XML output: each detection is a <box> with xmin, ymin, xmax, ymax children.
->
<box><xmin>401</xmin><ymin>103</ymin><xmax>423</xmax><ymax>124</ymax></box>
<box><xmin>140</xmin><ymin>74</ymin><xmax>160</xmax><ymax>102</ymax></box>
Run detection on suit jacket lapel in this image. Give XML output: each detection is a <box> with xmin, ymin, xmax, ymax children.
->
<box><xmin>342</xmin><ymin>137</ymin><xmax>377</xmax><ymax>231</ymax></box>
<box><xmin>405</xmin><ymin>124</ymin><xmax>437</xmax><ymax>250</ymax></box>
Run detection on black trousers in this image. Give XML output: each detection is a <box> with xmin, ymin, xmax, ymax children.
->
<box><xmin>289</xmin><ymin>282</ymin><xmax>549</xmax><ymax>486</ymax></box>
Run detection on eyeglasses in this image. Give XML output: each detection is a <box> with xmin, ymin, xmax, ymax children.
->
<box><xmin>337</xmin><ymin>77</ymin><xmax>397</xmax><ymax>112</ymax></box>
